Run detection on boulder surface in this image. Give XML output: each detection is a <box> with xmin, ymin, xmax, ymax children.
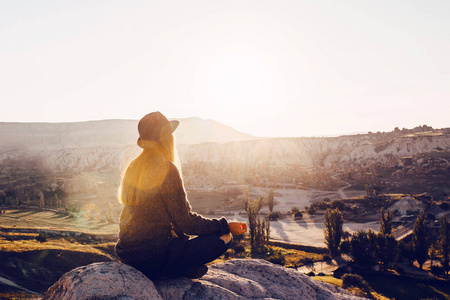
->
<box><xmin>44</xmin><ymin>259</ymin><xmax>364</xmax><ymax>300</ymax></box>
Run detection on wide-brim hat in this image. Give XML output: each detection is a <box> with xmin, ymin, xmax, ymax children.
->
<box><xmin>137</xmin><ymin>111</ymin><xmax>179</xmax><ymax>148</ymax></box>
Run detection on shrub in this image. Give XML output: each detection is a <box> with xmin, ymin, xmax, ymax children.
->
<box><xmin>307</xmin><ymin>207</ymin><xmax>316</xmax><ymax>215</ymax></box>
<box><xmin>330</xmin><ymin>200</ymin><xmax>345</xmax><ymax>211</ymax></box>
<box><xmin>233</xmin><ymin>233</ymin><xmax>245</xmax><ymax>242</ymax></box>
<box><xmin>291</xmin><ymin>206</ymin><xmax>300</xmax><ymax>214</ymax></box>
<box><xmin>267</xmin><ymin>211</ymin><xmax>282</xmax><ymax>221</ymax></box>
<box><xmin>294</xmin><ymin>211</ymin><xmax>303</xmax><ymax>219</ymax></box>
<box><xmin>339</xmin><ymin>240</ymin><xmax>351</xmax><ymax>253</ymax></box>
<box><xmin>251</xmin><ymin>245</ymin><xmax>270</xmax><ymax>255</ymax></box>
<box><xmin>341</xmin><ymin>274</ymin><xmax>368</xmax><ymax>290</ymax></box>
<box><xmin>306</xmin><ymin>271</ymin><xmax>315</xmax><ymax>276</ymax></box>
<box><xmin>232</xmin><ymin>243</ymin><xmax>246</xmax><ymax>254</ymax></box>
<box><xmin>36</xmin><ymin>232</ymin><xmax>47</xmax><ymax>243</ymax></box>
<box><xmin>317</xmin><ymin>272</ymin><xmax>325</xmax><ymax>276</ymax></box>
<box><xmin>298</xmin><ymin>257</ymin><xmax>314</xmax><ymax>265</ymax></box>
<box><xmin>430</xmin><ymin>265</ymin><xmax>444</xmax><ymax>277</ymax></box>
<box><xmin>267</xmin><ymin>253</ymin><xmax>286</xmax><ymax>266</ymax></box>
<box><xmin>317</xmin><ymin>201</ymin><xmax>330</xmax><ymax>210</ymax></box>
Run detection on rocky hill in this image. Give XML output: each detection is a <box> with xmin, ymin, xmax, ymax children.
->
<box><xmin>2</xmin><ymin>121</ymin><xmax>447</xmax><ymax>173</ymax></box>
<box><xmin>43</xmin><ymin>259</ymin><xmax>364</xmax><ymax>300</ymax></box>
<box><xmin>0</xmin><ymin>122</ymin><xmax>448</xmax><ymax>204</ymax></box>
<box><xmin>179</xmin><ymin>129</ymin><xmax>450</xmax><ymax>169</ymax></box>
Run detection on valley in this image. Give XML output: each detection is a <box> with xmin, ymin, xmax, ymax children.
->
<box><xmin>0</xmin><ymin>120</ymin><xmax>449</xmax><ymax>299</ymax></box>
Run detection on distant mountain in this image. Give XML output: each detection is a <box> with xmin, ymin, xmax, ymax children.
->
<box><xmin>171</xmin><ymin>117</ymin><xmax>257</xmax><ymax>145</ymax></box>
<box><xmin>0</xmin><ymin>117</ymin><xmax>257</xmax><ymax>151</ymax></box>
<box><xmin>1</xmin><ymin>120</ymin><xmax>448</xmax><ymax>174</ymax></box>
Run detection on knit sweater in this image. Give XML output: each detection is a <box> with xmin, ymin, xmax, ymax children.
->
<box><xmin>115</xmin><ymin>153</ymin><xmax>229</xmax><ymax>273</ymax></box>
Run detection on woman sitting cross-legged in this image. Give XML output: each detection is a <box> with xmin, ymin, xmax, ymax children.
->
<box><xmin>115</xmin><ymin>111</ymin><xmax>246</xmax><ymax>279</ymax></box>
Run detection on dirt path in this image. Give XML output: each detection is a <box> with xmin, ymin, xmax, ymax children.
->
<box><xmin>331</xmin><ymin>173</ymin><xmax>352</xmax><ymax>199</ymax></box>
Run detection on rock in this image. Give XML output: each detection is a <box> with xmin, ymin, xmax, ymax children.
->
<box><xmin>44</xmin><ymin>259</ymin><xmax>364</xmax><ymax>300</ymax></box>
<box><xmin>43</xmin><ymin>261</ymin><xmax>162</xmax><ymax>300</ymax></box>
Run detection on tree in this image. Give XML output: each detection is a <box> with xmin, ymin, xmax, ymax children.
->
<box><xmin>375</xmin><ymin>233</ymin><xmax>399</xmax><ymax>271</ymax></box>
<box><xmin>245</xmin><ymin>193</ymin><xmax>268</xmax><ymax>246</ymax></box>
<box><xmin>39</xmin><ymin>194</ymin><xmax>45</xmax><ymax>211</ymax></box>
<box><xmin>0</xmin><ymin>190</ymin><xmax>5</xmax><ymax>205</ymax></box>
<box><xmin>379</xmin><ymin>208</ymin><xmax>393</xmax><ymax>236</ymax></box>
<box><xmin>438</xmin><ymin>216</ymin><xmax>450</xmax><ymax>276</ymax></box>
<box><xmin>254</xmin><ymin>218</ymin><xmax>270</xmax><ymax>245</ymax></box>
<box><xmin>351</xmin><ymin>230</ymin><xmax>377</xmax><ymax>269</ymax></box>
<box><xmin>268</xmin><ymin>189</ymin><xmax>274</xmax><ymax>212</ymax></box>
<box><xmin>399</xmin><ymin>240</ymin><xmax>415</xmax><ymax>265</ymax></box>
<box><xmin>429</xmin><ymin>244</ymin><xmax>437</xmax><ymax>268</ymax></box>
<box><xmin>324</xmin><ymin>208</ymin><xmax>344</xmax><ymax>257</ymax></box>
<box><xmin>412</xmin><ymin>212</ymin><xmax>429</xmax><ymax>269</ymax></box>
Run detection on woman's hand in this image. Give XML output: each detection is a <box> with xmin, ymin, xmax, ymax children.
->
<box><xmin>229</xmin><ymin>222</ymin><xmax>247</xmax><ymax>235</ymax></box>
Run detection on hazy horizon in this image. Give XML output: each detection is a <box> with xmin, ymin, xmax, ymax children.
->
<box><xmin>0</xmin><ymin>116</ymin><xmax>442</xmax><ymax>139</ymax></box>
<box><xmin>1</xmin><ymin>1</ymin><xmax>449</xmax><ymax>137</ymax></box>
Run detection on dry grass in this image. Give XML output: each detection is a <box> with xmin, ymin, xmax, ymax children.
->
<box><xmin>216</xmin><ymin>238</ymin><xmax>325</xmax><ymax>268</ymax></box>
<box><xmin>0</xmin><ymin>209</ymin><xmax>118</xmax><ymax>235</ymax></box>
<box><xmin>312</xmin><ymin>276</ymin><xmax>390</xmax><ymax>300</ymax></box>
<box><xmin>311</xmin><ymin>275</ymin><xmax>342</xmax><ymax>286</ymax></box>
<box><xmin>385</xmin><ymin>193</ymin><xmax>407</xmax><ymax>200</ymax></box>
<box><xmin>0</xmin><ymin>236</ymin><xmax>109</xmax><ymax>256</ymax></box>
<box><xmin>0</xmin><ymin>291</ymin><xmax>41</xmax><ymax>300</ymax></box>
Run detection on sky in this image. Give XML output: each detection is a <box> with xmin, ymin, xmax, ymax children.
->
<box><xmin>1</xmin><ymin>0</ymin><xmax>449</xmax><ymax>137</ymax></box>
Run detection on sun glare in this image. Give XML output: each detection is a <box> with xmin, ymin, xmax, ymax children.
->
<box><xmin>208</xmin><ymin>55</ymin><xmax>268</xmax><ymax>107</ymax></box>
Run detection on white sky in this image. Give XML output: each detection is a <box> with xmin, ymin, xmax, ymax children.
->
<box><xmin>1</xmin><ymin>0</ymin><xmax>449</xmax><ymax>137</ymax></box>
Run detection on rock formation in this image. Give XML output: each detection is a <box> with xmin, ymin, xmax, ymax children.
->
<box><xmin>44</xmin><ymin>259</ymin><xmax>364</xmax><ymax>300</ymax></box>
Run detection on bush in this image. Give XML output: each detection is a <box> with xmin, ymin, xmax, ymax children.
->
<box><xmin>233</xmin><ymin>233</ymin><xmax>245</xmax><ymax>242</ymax></box>
<box><xmin>342</xmin><ymin>274</ymin><xmax>368</xmax><ymax>289</ymax></box>
<box><xmin>294</xmin><ymin>211</ymin><xmax>303</xmax><ymax>219</ymax></box>
<box><xmin>267</xmin><ymin>253</ymin><xmax>286</xmax><ymax>266</ymax></box>
<box><xmin>307</xmin><ymin>207</ymin><xmax>316</xmax><ymax>215</ymax></box>
<box><xmin>36</xmin><ymin>232</ymin><xmax>47</xmax><ymax>243</ymax></box>
<box><xmin>291</xmin><ymin>206</ymin><xmax>300</xmax><ymax>214</ymax></box>
<box><xmin>306</xmin><ymin>271</ymin><xmax>315</xmax><ymax>276</ymax></box>
<box><xmin>331</xmin><ymin>200</ymin><xmax>345</xmax><ymax>211</ymax></box>
<box><xmin>298</xmin><ymin>257</ymin><xmax>314</xmax><ymax>265</ymax></box>
<box><xmin>322</xmin><ymin>254</ymin><xmax>331</xmax><ymax>261</ymax></box>
<box><xmin>317</xmin><ymin>201</ymin><xmax>330</xmax><ymax>210</ymax></box>
<box><xmin>251</xmin><ymin>245</ymin><xmax>270</xmax><ymax>255</ymax></box>
<box><xmin>232</xmin><ymin>243</ymin><xmax>246</xmax><ymax>254</ymax></box>
<box><xmin>430</xmin><ymin>265</ymin><xmax>444</xmax><ymax>277</ymax></box>
<box><xmin>339</xmin><ymin>240</ymin><xmax>351</xmax><ymax>253</ymax></box>
<box><xmin>267</xmin><ymin>211</ymin><xmax>282</xmax><ymax>221</ymax></box>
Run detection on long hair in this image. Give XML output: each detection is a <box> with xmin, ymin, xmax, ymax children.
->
<box><xmin>119</xmin><ymin>134</ymin><xmax>177</xmax><ymax>205</ymax></box>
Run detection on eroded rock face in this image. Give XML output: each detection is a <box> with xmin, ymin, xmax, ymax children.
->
<box><xmin>44</xmin><ymin>259</ymin><xmax>364</xmax><ymax>300</ymax></box>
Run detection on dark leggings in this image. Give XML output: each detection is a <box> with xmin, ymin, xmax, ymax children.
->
<box><xmin>166</xmin><ymin>232</ymin><xmax>232</xmax><ymax>277</ymax></box>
